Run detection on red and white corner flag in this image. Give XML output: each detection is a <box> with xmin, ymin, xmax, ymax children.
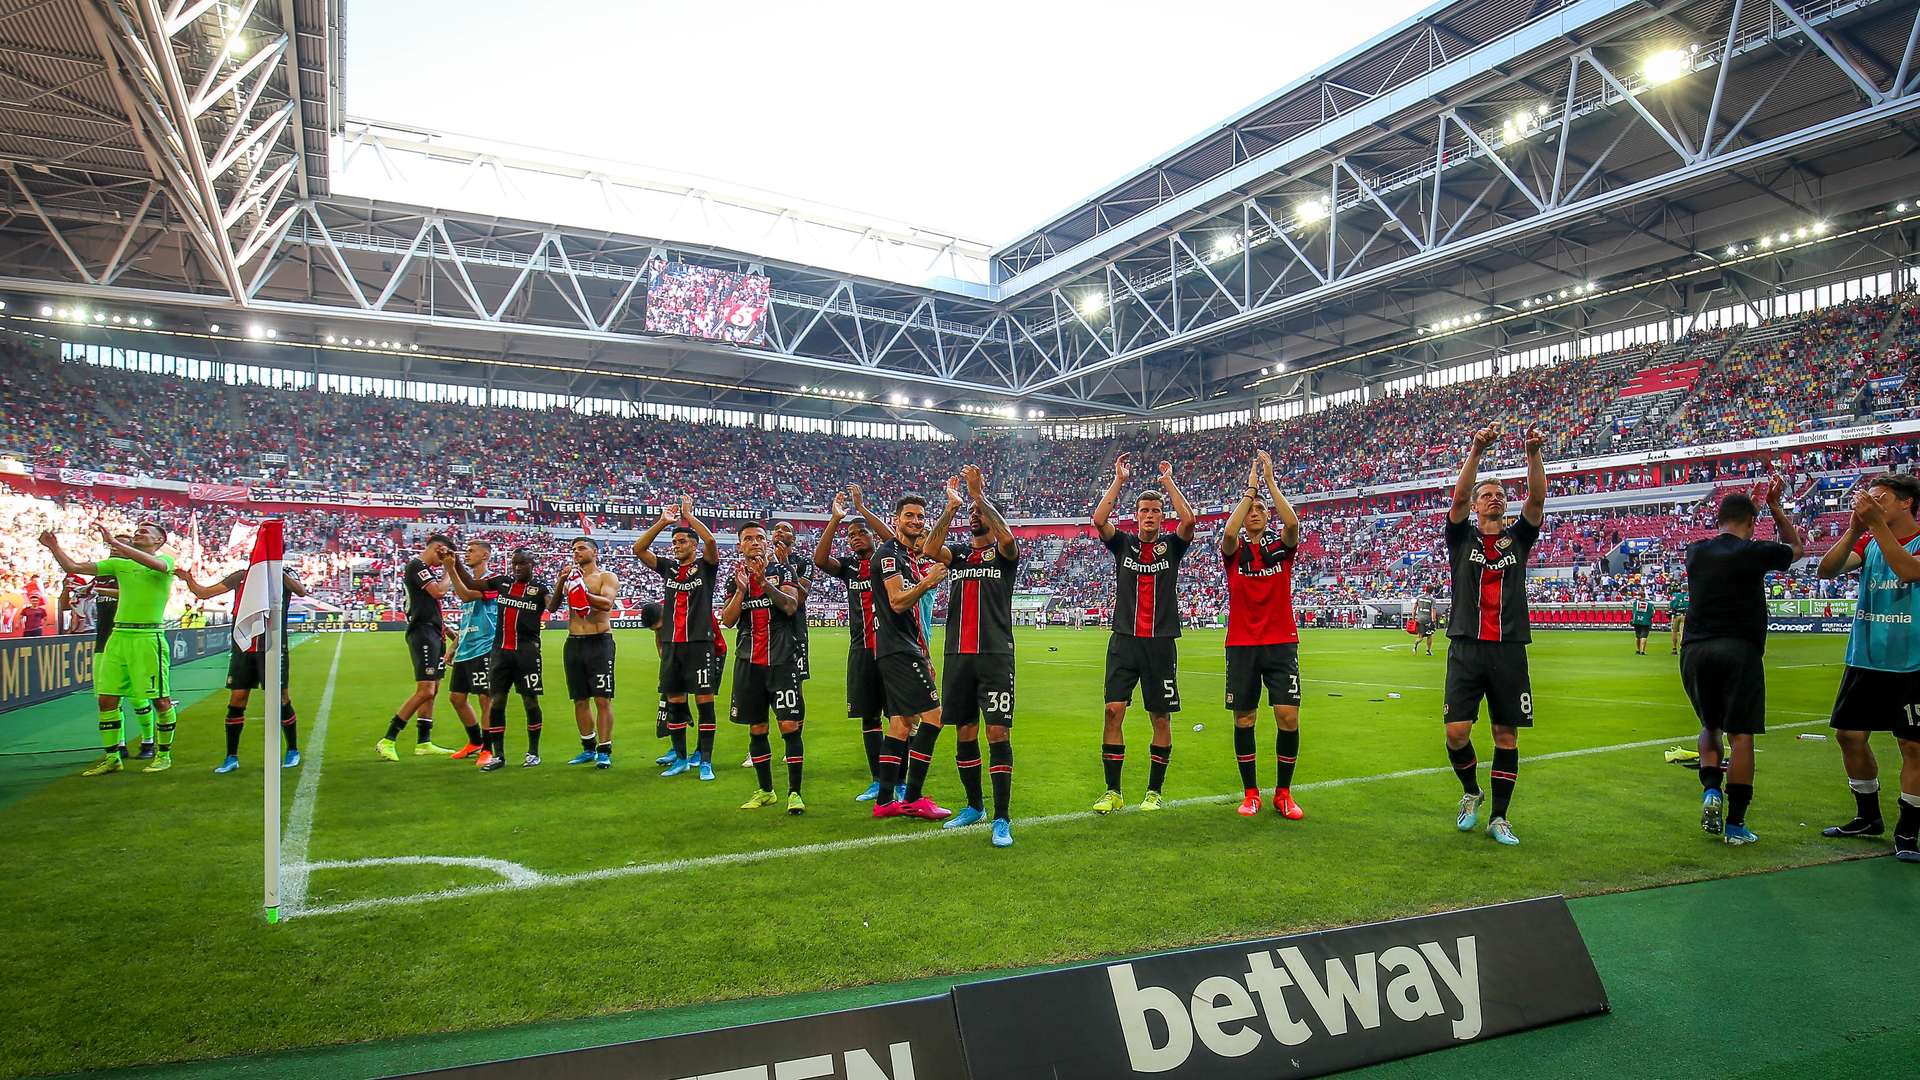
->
<box><xmin>233</xmin><ymin>518</ymin><xmax>284</xmax><ymax>650</ymax></box>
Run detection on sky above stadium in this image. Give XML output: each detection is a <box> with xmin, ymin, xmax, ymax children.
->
<box><xmin>348</xmin><ymin>0</ymin><xmax>1437</xmax><ymax>244</ymax></box>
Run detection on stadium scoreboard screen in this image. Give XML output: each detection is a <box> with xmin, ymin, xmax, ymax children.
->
<box><xmin>644</xmin><ymin>258</ymin><xmax>771</xmax><ymax>345</ymax></box>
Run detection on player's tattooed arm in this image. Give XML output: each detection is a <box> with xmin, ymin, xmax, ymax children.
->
<box><xmin>1093</xmin><ymin>452</ymin><xmax>1130</xmax><ymax>541</ymax></box>
<box><xmin>813</xmin><ymin>494</ymin><xmax>846</xmax><ymax>575</ymax></box>
<box><xmin>966</xmin><ymin>465</ymin><xmax>1018</xmax><ymax>559</ymax></box>
<box><xmin>441</xmin><ymin>543</ymin><xmax>486</xmax><ymax>601</ymax></box>
<box><xmin>1451</xmin><ymin>422</ymin><xmax>1500</xmax><ymax>525</ymax></box>
<box><xmin>1159</xmin><ymin>460</ymin><xmax>1197</xmax><ymax>541</ymax></box>
<box><xmin>921</xmin><ymin>476</ymin><xmax>963</xmax><ymax>564</ymax></box>
<box><xmin>631</xmin><ymin>507</ymin><xmax>673</xmax><ymax>569</ymax></box>
<box><xmin>1521</xmin><ymin>425</ymin><xmax>1547</xmax><ymax>527</ymax></box>
<box><xmin>1222</xmin><ymin>457</ymin><xmax>1259</xmax><ymax>556</ymax></box>
<box><xmin>848</xmin><ymin>484</ymin><xmax>896</xmax><ymax>543</ymax></box>
<box><xmin>1260</xmin><ymin>450</ymin><xmax>1301</xmax><ymax>550</ymax></box>
<box><xmin>884</xmin><ymin>562</ymin><xmax>948</xmax><ymax>613</ymax></box>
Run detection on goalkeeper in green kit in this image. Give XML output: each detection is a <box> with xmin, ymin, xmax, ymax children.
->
<box><xmin>40</xmin><ymin>522</ymin><xmax>182</xmax><ymax>775</ymax></box>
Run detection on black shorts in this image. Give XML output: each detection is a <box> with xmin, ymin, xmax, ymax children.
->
<box><xmin>1829</xmin><ymin>666</ymin><xmax>1920</xmax><ymax>740</ymax></box>
<box><xmin>451</xmin><ymin>656</ymin><xmax>492</xmax><ymax>696</ymax></box>
<box><xmin>729</xmin><ymin>659</ymin><xmax>802</xmax><ymax>725</ymax></box>
<box><xmin>1633</xmin><ymin>625</ymin><xmax>1652</xmax><ymax>640</ymax></box>
<box><xmin>1443</xmin><ymin>638</ymin><xmax>1533</xmax><ymax>727</ymax></box>
<box><xmin>659</xmin><ymin>640</ymin><xmax>718</xmax><ymax>697</ymax></box>
<box><xmin>847</xmin><ymin>646</ymin><xmax>886</xmax><ymax>719</ymax></box>
<box><xmin>1415</xmin><ymin>620</ymin><xmax>1434</xmax><ymax>637</ymax></box>
<box><xmin>406</xmin><ymin>627</ymin><xmax>446</xmax><ymax>683</ymax></box>
<box><xmin>563</xmin><ymin>633</ymin><xmax>616</xmax><ymax>701</ymax></box>
<box><xmin>942</xmin><ymin>652</ymin><xmax>1015</xmax><ymax>729</ymax></box>
<box><xmin>1225</xmin><ymin>642</ymin><xmax>1301</xmax><ymax>711</ymax></box>
<box><xmin>488</xmin><ymin>649</ymin><xmax>544</xmax><ymax>696</ymax></box>
<box><xmin>877</xmin><ymin>651</ymin><xmax>940</xmax><ymax>718</ymax></box>
<box><xmin>1680</xmin><ymin>637</ymin><xmax>1766</xmax><ymax>735</ymax></box>
<box><xmin>705</xmin><ymin>647</ymin><xmax>726</xmax><ymax>695</ymax></box>
<box><xmin>1104</xmin><ymin>635</ymin><xmax>1181</xmax><ymax>713</ymax></box>
<box><xmin>225</xmin><ymin>646</ymin><xmax>288</xmax><ymax>692</ymax></box>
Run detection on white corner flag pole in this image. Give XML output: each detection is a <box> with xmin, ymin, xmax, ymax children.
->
<box><xmin>264</xmin><ymin>560</ymin><xmax>282</xmax><ymax>922</ymax></box>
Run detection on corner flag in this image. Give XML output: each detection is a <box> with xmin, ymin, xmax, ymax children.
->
<box><xmin>239</xmin><ymin>519</ymin><xmax>288</xmax><ymax>923</ymax></box>
<box><xmin>233</xmin><ymin>519</ymin><xmax>284</xmax><ymax>650</ymax></box>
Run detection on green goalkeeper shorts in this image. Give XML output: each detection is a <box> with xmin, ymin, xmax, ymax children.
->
<box><xmin>95</xmin><ymin>631</ymin><xmax>172</xmax><ymax>700</ymax></box>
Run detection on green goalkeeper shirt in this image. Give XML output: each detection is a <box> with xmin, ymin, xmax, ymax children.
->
<box><xmin>96</xmin><ymin>555</ymin><xmax>174</xmax><ymax>632</ymax></box>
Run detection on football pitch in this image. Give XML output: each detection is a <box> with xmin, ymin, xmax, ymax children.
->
<box><xmin>0</xmin><ymin>626</ymin><xmax>1897</xmax><ymax>1076</ymax></box>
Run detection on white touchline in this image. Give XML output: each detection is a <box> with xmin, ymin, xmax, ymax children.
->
<box><xmin>284</xmin><ymin>717</ymin><xmax>1828</xmax><ymax>920</ymax></box>
<box><xmin>279</xmin><ymin>634</ymin><xmax>345</xmax><ymax>918</ymax></box>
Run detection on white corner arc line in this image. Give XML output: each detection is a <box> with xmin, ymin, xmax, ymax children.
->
<box><xmin>284</xmin><ymin>718</ymin><xmax>1825</xmax><ymax>920</ymax></box>
<box><xmin>278</xmin><ymin>634</ymin><xmax>344</xmax><ymax>918</ymax></box>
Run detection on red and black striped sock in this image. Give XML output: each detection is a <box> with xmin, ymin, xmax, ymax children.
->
<box><xmin>782</xmin><ymin>730</ymin><xmax>804</xmax><ymax>794</ymax></box>
<box><xmin>279</xmin><ymin>701</ymin><xmax>298</xmax><ymax>751</ymax></box>
<box><xmin>955</xmin><ymin>738</ymin><xmax>983</xmax><ymax>811</ymax></box>
<box><xmin>667</xmin><ymin>700</ymin><xmax>691</xmax><ymax>758</ymax></box>
<box><xmin>1102</xmin><ymin>742</ymin><xmax>1125</xmax><ymax>792</ymax></box>
<box><xmin>1448</xmin><ymin>741</ymin><xmax>1480</xmax><ymax>795</ymax></box>
<box><xmin>1147</xmin><ymin>742</ymin><xmax>1172</xmax><ymax>794</ymax></box>
<box><xmin>524</xmin><ymin>698</ymin><xmax>542</xmax><ymax>755</ymax></box>
<box><xmin>695</xmin><ymin>700</ymin><xmax>717</xmax><ymax>759</ymax></box>
<box><xmin>1233</xmin><ymin>725</ymin><xmax>1257</xmax><ymax>790</ymax></box>
<box><xmin>224</xmin><ymin>705</ymin><xmax>246</xmax><ymax>758</ymax></box>
<box><xmin>989</xmin><ymin>740</ymin><xmax>1013</xmax><ymax>821</ymax></box>
<box><xmin>876</xmin><ymin>735</ymin><xmax>907</xmax><ymax>805</ymax></box>
<box><xmin>749</xmin><ymin>731</ymin><xmax>773</xmax><ymax>791</ymax></box>
<box><xmin>1490</xmin><ymin>746</ymin><xmax>1519</xmax><ymax>818</ymax></box>
<box><xmin>1275</xmin><ymin>728</ymin><xmax>1299</xmax><ymax>790</ymax></box>
<box><xmin>861</xmin><ymin>716</ymin><xmax>883</xmax><ymax>781</ymax></box>
<box><xmin>903</xmin><ymin>724</ymin><xmax>943</xmax><ymax>802</ymax></box>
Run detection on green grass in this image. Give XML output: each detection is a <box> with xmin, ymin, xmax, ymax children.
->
<box><xmin>0</xmin><ymin>627</ymin><xmax>1893</xmax><ymax>1077</ymax></box>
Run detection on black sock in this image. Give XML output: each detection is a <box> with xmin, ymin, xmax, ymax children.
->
<box><xmin>1726</xmin><ymin>782</ymin><xmax>1754</xmax><ymax>827</ymax></box>
<box><xmin>1700</xmin><ymin>764</ymin><xmax>1724</xmax><ymax>792</ymax></box>
<box><xmin>861</xmin><ymin>716</ymin><xmax>883</xmax><ymax>781</ymax></box>
<box><xmin>904</xmin><ymin>724</ymin><xmax>943</xmax><ymax>802</ymax></box>
<box><xmin>1853</xmin><ymin>782</ymin><xmax>1882</xmax><ymax>823</ymax></box>
<box><xmin>415</xmin><ymin>717</ymin><xmax>434</xmax><ymax>745</ymax></box>
<box><xmin>1275</xmin><ymin>728</ymin><xmax>1299</xmax><ymax>790</ymax></box>
<box><xmin>1448</xmin><ymin>741</ymin><xmax>1480</xmax><ymax>795</ymax></box>
<box><xmin>595</xmin><ymin>741</ymin><xmax>611</xmax><ymax>758</ymax></box>
<box><xmin>1897</xmin><ymin>794</ymin><xmax>1920</xmax><ymax>844</ymax></box>
<box><xmin>1490</xmin><ymin>746</ymin><xmax>1519</xmax><ymax>818</ymax></box>
<box><xmin>1102</xmin><ymin>742</ymin><xmax>1125</xmax><ymax>792</ymax></box>
<box><xmin>989</xmin><ymin>740</ymin><xmax>1012</xmax><ymax>821</ymax></box>
<box><xmin>525</xmin><ymin>699</ymin><xmax>542</xmax><ymax>755</ymax></box>
<box><xmin>1233</xmin><ymin>726</ymin><xmax>1256</xmax><ymax>790</ymax></box>
<box><xmin>876</xmin><ymin>735</ymin><xmax>906</xmax><ymax>805</ymax></box>
<box><xmin>581</xmin><ymin>733</ymin><xmax>596</xmax><ymax>754</ymax></box>
<box><xmin>782</xmin><ymin>730</ymin><xmax>804</xmax><ymax>794</ymax></box>
<box><xmin>668</xmin><ymin>700</ymin><xmax>691</xmax><ymax>759</ymax></box>
<box><xmin>750</xmin><ymin>731</ymin><xmax>773</xmax><ymax>791</ymax></box>
<box><xmin>488</xmin><ymin>697</ymin><xmax>509</xmax><ymax>756</ymax></box>
<box><xmin>386</xmin><ymin>714</ymin><xmax>406</xmax><ymax>740</ymax></box>
<box><xmin>655</xmin><ymin>699</ymin><xmax>668</xmax><ymax>739</ymax></box>
<box><xmin>462</xmin><ymin>719</ymin><xmax>483</xmax><ymax>747</ymax></box>
<box><xmin>696</xmin><ymin>701</ymin><xmax>717</xmax><ymax>759</ymax></box>
<box><xmin>280</xmin><ymin>702</ymin><xmax>298</xmax><ymax>751</ymax></box>
<box><xmin>1147</xmin><ymin>742</ymin><xmax>1171</xmax><ymax>794</ymax></box>
<box><xmin>224</xmin><ymin>705</ymin><xmax>245</xmax><ymax>757</ymax></box>
<box><xmin>956</xmin><ymin>738</ymin><xmax>983</xmax><ymax>811</ymax></box>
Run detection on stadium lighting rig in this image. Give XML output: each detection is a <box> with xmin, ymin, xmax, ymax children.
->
<box><xmin>1517</xmin><ymin>283</ymin><xmax>1598</xmax><ymax>310</ymax></box>
<box><xmin>1642</xmin><ymin>45</ymin><xmax>1697</xmax><ymax>86</ymax></box>
<box><xmin>37</xmin><ymin>303</ymin><xmax>154</xmax><ymax>328</ymax></box>
<box><xmin>1418</xmin><ymin>311</ymin><xmax>1488</xmax><ymax>335</ymax></box>
<box><xmin>1501</xmin><ymin>104</ymin><xmax>1551</xmax><ymax>142</ymax></box>
<box><xmin>1078</xmin><ymin>291</ymin><xmax>1107</xmax><ymax>316</ymax></box>
<box><xmin>1293</xmin><ymin>195</ymin><xmax>1330</xmax><ymax>226</ymax></box>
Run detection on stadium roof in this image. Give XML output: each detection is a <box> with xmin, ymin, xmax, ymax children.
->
<box><xmin>2</xmin><ymin>0</ymin><xmax>1919</xmax><ymax>425</ymax></box>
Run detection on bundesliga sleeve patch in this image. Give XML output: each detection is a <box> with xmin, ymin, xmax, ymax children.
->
<box><xmin>880</xmin><ymin>556</ymin><xmax>897</xmax><ymax>574</ymax></box>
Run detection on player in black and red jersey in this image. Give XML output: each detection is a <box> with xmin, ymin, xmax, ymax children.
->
<box><xmin>1091</xmin><ymin>452</ymin><xmax>1196</xmax><ymax>813</ymax></box>
<box><xmin>633</xmin><ymin>496</ymin><xmax>722</xmax><ymax>780</ymax></box>
<box><xmin>771</xmin><ymin>520</ymin><xmax>814</xmax><ymax>695</ymax></box>
<box><xmin>868</xmin><ymin>495</ymin><xmax>953</xmax><ymax>821</ymax></box>
<box><xmin>722</xmin><ymin>523</ymin><xmax>807</xmax><ymax>813</ymax></box>
<box><xmin>1221</xmin><ymin>450</ymin><xmax>1305</xmax><ymax>820</ymax></box>
<box><xmin>921</xmin><ymin>465</ymin><xmax>1019</xmax><ymax>847</ymax></box>
<box><xmin>446</xmin><ymin>545</ymin><xmax>551</xmax><ymax>770</ymax></box>
<box><xmin>1442</xmin><ymin>422</ymin><xmax>1547</xmax><ymax>846</ymax></box>
<box><xmin>174</xmin><ymin>560</ymin><xmax>309</xmax><ymax>773</ymax></box>
<box><xmin>378</xmin><ymin>534</ymin><xmax>457</xmax><ymax>761</ymax></box>
<box><xmin>814</xmin><ymin>485</ymin><xmax>897</xmax><ymax>800</ymax></box>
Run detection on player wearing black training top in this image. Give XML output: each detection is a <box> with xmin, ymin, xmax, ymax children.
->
<box><xmin>1442</xmin><ymin>423</ymin><xmax>1546</xmax><ymax>846</ymax></box>
<box><xmin>446</xmin><ymin>544</ymin><xmax>551</xmax><ymax>770</ymax></box>
<box><xmin>1091</xmin><ymin>452</ymin><xmax>1197</xmax><ymax>814</ymax></box>
<box><xmin>815</xmin><ymin>485</ymin><xmax>897</xmax><ymax>800</ymax></box>
<box><xmin>634</xmin><ymin>496</ymin><xmax>722</xmax><ymax>779</ymax></box>
<box><xmin>868</xmin><ymin>495</ymin><xmax>953</xmax><ymax>821</ymax></box>
<box><xmin>722</xmin><ymin>523</ymin><xmax>808</xmax><ymax>813</ymax></box>
<box><xmin>922</xmin><ymin>465</ymin><xmax>1019</xmax><ymax>847</ymax></box>
<box><xmin>378</xmin><ymin>534</ymin><xmax>458</xmax><ymax>760</ymax></box>
<box><xmin>1681</xmin><ymin>478</ymin><xmax>1803</xmax><ymax>843</ymax></box>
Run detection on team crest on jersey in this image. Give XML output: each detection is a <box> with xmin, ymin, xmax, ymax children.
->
<box><xmin>1496</xmin><ymin>537</ymin><xmax>1512</xmax><ymax>550</ymax></box>
<box><xmin>1154</xmin><ymin>541</ymin><xmax>1167</xmax><ymax>557</ymax></box>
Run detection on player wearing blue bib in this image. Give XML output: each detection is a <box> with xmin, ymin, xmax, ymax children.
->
<box><xmin>1815</xmin><ymin>472</ymin><xmax>1920</xmax><ymax>863</ymax></box>
<box><xmin>446</xmin><ymin>540</ymin><xmax>500</xmax><ymax>762</ymax></box>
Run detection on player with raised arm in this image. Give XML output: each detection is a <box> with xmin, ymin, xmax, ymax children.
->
<box><xmin>1090</xmin><ymin>452</ymin><xmax>1196</xmax><ymax>814</ymax></box>
<box><xmin>377</xmin><ymin>534</ymin><xmax>458</xmax><ymax>760</ymax></box>
<box><xmin>921</xmin><ymin>465</ymin><xmax>1020</xmax><ymax>847</ymax></box>
<box><xmin>1221</xmin><ymin>450</ymin><xmax>1305</xmax><ymax>820</ymax></box>
<box><xmin>634</xmin><ymin>497</ymin><xmax>722</xmax><ymax>780</ymax></box>
<box><xmin>1441</xmin><ymin>423</ymin><xmax>1547</xmax><ymax>846</ymax></box>
<box><xmin>445</xmin><ymin>544</ymin><xmax>551</xmax><ymax>770</ymax></box>
<box><xmin>443</xmin><ymin>540</ymin><xmax>499</xmax><ymax>760</ymax></box>
<box><xmin>1680</xmin><ymin>477</ymin><xmax>1804</xmax><ymax>844</ymax></box>
<box><xmin>39</xmin><ymin>523</ymin><xmax>181</xmax><ymax>775</ymax></box>
<box><xmin>721</xmin><ymin>523</ymin><xmax>807</xmax><ymax>812</ymax></box>
<box><xmin>175</xmin><ymin>559</ymin><xmax>310</xmax><ymax>773</ymax></box>
<box><xmin>868</xmin><ymin>495</ymin><xmax>953</xmax><ymax>820</ymax></box>
<box><xmin>80</xmin><ymin>536</ymin><xmax>154</xmax><ymax>759</ymax></box>
<box><xmin>815</xmin><ymin>486</ymin><xmax>898</xmax><ymax>800</ymax></box>
<box><xmin>553</xmin><ymin>537</ymin><xmax>620</xmax><ymax>769</ymax></box>
<box><xmin>1814</xmin><ymin>472</ymin><xmax>1920</xmax><ymax>861</ymax></box>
